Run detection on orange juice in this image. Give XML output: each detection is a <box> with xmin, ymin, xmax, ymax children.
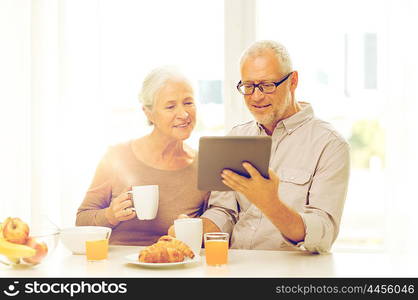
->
<box><xmin>85</xmin><ymin>239</ymin><xmax>108</xmax><ymax>261</ymax></box>
<box><xmin>205</xmin><ymin>240</ymin><xmax>228</xmax><ymax>266</ymax></box>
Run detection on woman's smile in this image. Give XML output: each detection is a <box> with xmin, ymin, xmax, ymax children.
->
<box><xmin>173</xmin><ymin>120</ymin><xmax>191</xmax><ymax>128</ymax></box>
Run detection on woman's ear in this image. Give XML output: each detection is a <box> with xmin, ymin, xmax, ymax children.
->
<box><xmin>142</xmin><ymin>106</ymin><xmax>154</xmax><ymax>125</ymax></box>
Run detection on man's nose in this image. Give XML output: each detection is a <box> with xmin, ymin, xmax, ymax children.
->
<box><xmin>251</xmin><ymin>86</ymin><xmax>265</xmax><ymax>101</ymax></box>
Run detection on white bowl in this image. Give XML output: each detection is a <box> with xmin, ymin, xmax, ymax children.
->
<box><xmin>60</xmin><ymin>226</ymin><xmax>111</xmax><ymax>255</ymax></box>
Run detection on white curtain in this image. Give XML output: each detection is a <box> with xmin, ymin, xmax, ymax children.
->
<box><xmin>0</xmin><ymin>0</ymin><xmax>106</xmax><ymax>228</ymax></box>
<box><xmin>0</xmin><ymin>0</ymin><xmax>31</xmax><ymax>222</ymax></box>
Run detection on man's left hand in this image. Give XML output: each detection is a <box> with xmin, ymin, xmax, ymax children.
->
<box><xmin>221</xmin><ymin>162</ymin><xmax>279</xmax><ymax>210</ymax></box>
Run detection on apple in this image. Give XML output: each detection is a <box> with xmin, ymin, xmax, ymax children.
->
<box><xmin>2</xmin><ymin>217</ymin><xmax>30</xmax><ymax>244</ymax></box>
<box><xmin>22</xmin><ymin>237</ymin><xmax>48</xmax><ymax>264</ymax></box>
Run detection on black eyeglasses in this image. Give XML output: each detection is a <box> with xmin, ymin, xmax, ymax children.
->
<box><xmin>236</xmin><ymin>72</ymin><xmax>293</xmax><ymax>95</ymax></box>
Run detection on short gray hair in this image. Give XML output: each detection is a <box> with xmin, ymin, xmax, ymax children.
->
<box><xmin>138</xmin><ymin>65</ymin><xmax>191</xmax><ymax>109</ymax></box>
<box><xmin>239</xmin><ymin>40</ymin><xmax>293</xmax><ymax>73</ymax></box>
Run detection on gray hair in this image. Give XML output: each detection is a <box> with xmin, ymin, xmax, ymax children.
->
<box><xmin>138</xmin><ymin>65</ymin><xmax>192</xmax><ymax>109</ymax></box>
<box><xmin>239</xmin><ymin>40</ymin><xmax>293</xmax><ymax>73</ymax></box>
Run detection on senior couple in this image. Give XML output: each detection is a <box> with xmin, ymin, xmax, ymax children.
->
<box><xmin>76</xmin><ymin>40</ymin><xmax>350</xmax><ymax>254</ymax></box>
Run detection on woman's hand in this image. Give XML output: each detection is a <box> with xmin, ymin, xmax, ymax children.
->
<box><xmin>105</xmin><ymin>186</ymin><xmax>136</xmax><ymax>226</ymax></box>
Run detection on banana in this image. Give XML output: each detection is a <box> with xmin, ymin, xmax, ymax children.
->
<box><xmin>0</xmin><ymin>237</ymin><xmax>36</xmax><ymax>258</ymax></box>
<box><xmin>0</xmin><ymin>222</ymin><xmax>3</xmax><ymax>238</ymax></box>
<box><xmin>6</xmin><ymin>256</ymin><xmax>20</xmax><ymax>264</ymax></box>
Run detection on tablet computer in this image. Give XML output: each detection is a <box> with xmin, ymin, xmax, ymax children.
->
<box><xmin>197</xmin><ymin>136</ymin><xmax>272</xmax><ymax>191</ymax></box>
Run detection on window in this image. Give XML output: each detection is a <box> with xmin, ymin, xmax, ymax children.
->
<box><xmin>62</xmin><ymin>0</ymin><xmax>225</xmax><ymax>226</ymax></box>
<box><xmin>99</xmin><ymin>0</ymin><xmax>225</xmax><ymax>148</ymax></box>
<box><xmin>257</xmin><ymin>0</ymin><xmax>418</xmax><ymax>251</ymax></box>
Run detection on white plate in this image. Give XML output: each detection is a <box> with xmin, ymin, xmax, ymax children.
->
<box><xmin>124</xmin><ymin>253</ymin><xmax>201</xmax><ymax>268</ymax></box>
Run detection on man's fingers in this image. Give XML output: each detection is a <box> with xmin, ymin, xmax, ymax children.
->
<box><xmin>221</xmin><ymin>175</ymin><xmax>245</xmax><ymax>192</ymax></box>
<box><xmin>268</xmin><ymin>168</ymin><xmax>278</xmax><ymax>182</ymax></box>
<box><xmin>242</xmin><ymin>162</ymin><xmax>261</xmax><ymax>179</ymax></box>
<box><xmin>222</xmin><ymin>169</ymin><xmax>247</xmax><ymax>187</ymax></box>
<box><xmin>177</xmin><ymin>214</ymin><xmax>189</xmax><ymax>219</ymax></box>
<box><xmin>222</xmin><ymin>179</ymin><xmax>237</xmax><ymax>191</ymax></box>
<box><xmin>168</xmin><ymin>225</ymin><xmax>176</xmax><ymax>237</ymax></box>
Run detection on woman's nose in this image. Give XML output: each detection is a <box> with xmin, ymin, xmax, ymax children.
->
<box><xmin>176</xmin><ymin>107</ymin><xmax>189</xmax><ymax>118</ymax></box>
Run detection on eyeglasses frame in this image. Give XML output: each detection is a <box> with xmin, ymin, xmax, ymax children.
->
<box><xmin>236</xmin><ymin>71</ymin><xmax>293</xmax><ymax>95</ymax></box>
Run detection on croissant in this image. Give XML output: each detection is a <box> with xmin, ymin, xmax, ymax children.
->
<box><xmin>139</xmin><ymin>244</ymin><xmax>184</xmax><ymax>263</ymax></box>
<box><xmin>158</xmin><ymin>235</ymin><xmax>195</xmax><ymax>258</ymax></box>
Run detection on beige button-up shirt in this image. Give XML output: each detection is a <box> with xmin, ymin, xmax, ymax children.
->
<box><xmin>201</xmin><ymin>102</ymin><xmax>350</xmax><ymax>253</ymax></box>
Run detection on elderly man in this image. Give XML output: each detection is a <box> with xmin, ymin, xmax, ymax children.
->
<box><xmin>172</xmin><ymin>40</ymin><xmax>350</xmax><ymax>253</ymax></box>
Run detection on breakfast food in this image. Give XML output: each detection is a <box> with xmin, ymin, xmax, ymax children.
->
<box><xmin>0</xmin><ymin>217</ymin><xmax>48</xmax><ymax>265</ymax></box>
<box><xmin>22</xmin><ymin>237</ymin><xmax>48</xmax><ymax>264</ymax></box>
<box><xmin>0</xmin><ymin>235</ymin><xmax>36</xmax><ymax>259</ymax></box>
<box><xmin>138</xmin><ymin>235</ymin><xmax>194</xmax><ymax>263</ymax></box>
<box><xmin>158</xmin><ymin>235</ymin><xmax>195</xmax><ymax>258</ymax></box>
<box><xmin>2</xmin><ymin>217</ymin><xmax>30</xmax><ymax>244</ymax></box>
<box><xmin>139</xmin><ymin>244</ymin><xmax>184</xmax><ymax>263</ymax></box>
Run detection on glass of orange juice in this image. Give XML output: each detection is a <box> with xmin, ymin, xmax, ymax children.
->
<box><xmin>204</xmin><ymin>232</ymin><xmax>229</xmax><ymax>266</ymax></box>
<box><xmin>85</xmin><ymin>239</ymin><xmax>108</xmax><ymax>261</ymax></box>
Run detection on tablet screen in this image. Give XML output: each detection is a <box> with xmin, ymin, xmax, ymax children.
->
<box><xmin>197</xmin><ymin>136</ymin><xmax>272</xmax><ymax>191</ymax></box>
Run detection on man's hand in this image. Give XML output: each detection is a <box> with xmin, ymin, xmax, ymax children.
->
<box><xmin>167</xmin><ymin>214</ymin><xmax>189</xmax><ymax>237</ymax></box>
<box><xmin>221</xmin><ymin>162</ymin><xmax>305</xmax><ymax>243</ymax></box>
<box><xmin>221</xmin><ymin>162</ymin><xmax>279</xmax><ymax>211</ymax></box>
<box><xmin>167</xmin><ymin>215</ymin><xmax>222</xmax><ymax>237</ymax></box>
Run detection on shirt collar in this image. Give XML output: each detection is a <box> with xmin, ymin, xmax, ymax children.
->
<box><xmin>255</xmin><ymin>102</ymin><xmax>314</xmax><ymax>135</ymax></box>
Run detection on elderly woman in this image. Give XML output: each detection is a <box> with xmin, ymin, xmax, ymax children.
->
<box><xmin>76</xmin><ymin>66</ymin><xmax>210</xmax><ymax>245</ymax></box>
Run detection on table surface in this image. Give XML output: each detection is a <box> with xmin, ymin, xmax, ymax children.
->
<box><xmin>2</xmin><ymin>243</ymin><xmax>418</xmax><ymax>278</ymax></box>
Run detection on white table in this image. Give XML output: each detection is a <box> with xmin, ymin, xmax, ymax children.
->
<box><xmin>2</xmin><ymin>243</ymin><xmax>418</xmax><ymax>278</ymax></box>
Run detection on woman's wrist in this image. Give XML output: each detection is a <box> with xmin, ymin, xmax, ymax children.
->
<box><xmin>105</xmin><ymin>207</ymin><xmax>119</xmax><ymax>226</ymax></box>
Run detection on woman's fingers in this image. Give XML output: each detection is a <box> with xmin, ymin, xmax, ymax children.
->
<box><xmin>119</xmin><ymin>208</ymin><xmax>136</xmax><ymax>221</ymax></box>
<box><xmin>115</xmin><ymin>206</ymin><xmax>135</xmax><ymax>219</ymax></box>
<box><xmin>113</xmin><ymin>198</ymin><xmax>133</xmax><ymax>216</ymax></box>
<box><xmin>110</xmin><ymin>186</ymin><xmax>135</xmax><ymax>221</ymax></box>
<box><xmin>119</xmin><ymin>199</ymin><xmax>133</xmax><ymax>210</ymax></box>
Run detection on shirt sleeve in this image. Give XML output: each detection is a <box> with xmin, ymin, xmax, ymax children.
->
<box><xmin>283</xmin><ymin>138</ymin><xmax>350</xmax><ymax>253</ymax></box>
<box><xmin>75</xmin><ymin>149</ymin><xmax>115</xmax><ymax>228</ymax></box>
<box><xmin>200</xmin><ymin>191</ymin><xmax>239</xmax><ymax>236</ymax></box>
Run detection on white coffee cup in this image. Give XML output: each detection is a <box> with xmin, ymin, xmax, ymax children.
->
<box><xmin>174</xmin><ymin>218</ymin><xmax>203</xmax><ymax>256</ymax></box>
<box><xmin>129</xmin><ymin>185</ymin><xmax>159</xmax><ymax>220</ymax></box>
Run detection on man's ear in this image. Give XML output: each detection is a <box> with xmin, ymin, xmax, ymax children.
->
<box><xmin>290</xmin><ymin>71</ymin><xmax>298</xmax><ymax>92</ymax></box>
<box><xmin>142</xmin><ymin>106</ymin><xmax>154</xmax><ymax>124</ymax></box>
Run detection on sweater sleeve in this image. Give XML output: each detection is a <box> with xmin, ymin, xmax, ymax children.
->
<box><xmin>76</xmin><ymin>150</ymin><xmax>115</xmax><ymax>228</ymax></box>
